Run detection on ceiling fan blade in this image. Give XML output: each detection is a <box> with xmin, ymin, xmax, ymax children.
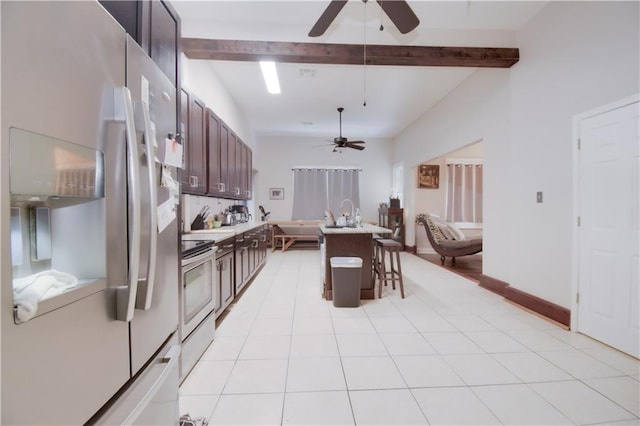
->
<box><xmin>376</xmin><ymin>0</ymin><xmax>420</xmax><ymax>34</ymax></box>
<box><xmin>346</xmin><ymin>142</ymin><xmax>365</xmax><ymax>151</ymax></box>
<box><xmin>308</xmin><ymin>0</ymin><xmax>348</xmax><ymax>37</ymax></box>
<box><xmin>347</xmin><ymin>140</ymin><xmax>365</xmax><ymax>144</ymax></box>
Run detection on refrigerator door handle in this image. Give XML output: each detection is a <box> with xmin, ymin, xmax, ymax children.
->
<box><xmin>135</xmin><ymin>100</ymin><xmax>158</xmax><ymax>311</ymax></box>
<box><xmin>116</xmin><ymin>87</ymin><xmax>141</xmax><ymax>322</ymax></box>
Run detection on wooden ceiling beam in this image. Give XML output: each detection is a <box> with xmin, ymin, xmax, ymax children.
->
<box><xmin>182</xmin><ymin>38</ymin><xmax>519</xmax><ymax>68</ymax></box>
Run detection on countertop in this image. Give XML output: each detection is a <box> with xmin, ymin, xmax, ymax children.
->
<box><xmin>319</xmin><ymin>223</ymin><xmax>392</xmax><ymax>235</ymax></box>
<box><xmin>181</xmin><ymin>221</ymin><xmax>267</xmax><ymax>242</ymax></box>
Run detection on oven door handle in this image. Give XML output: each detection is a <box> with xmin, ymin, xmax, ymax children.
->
<box><xmin>181</xmin><ymin>247</ymin><xmax>216</xmax><ymax>267</ymax></box>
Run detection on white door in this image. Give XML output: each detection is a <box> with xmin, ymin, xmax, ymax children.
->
<box><xmin>578</xmin><ymin>100</ymin><xmax>639</xmax><ymax>358</ymax></box>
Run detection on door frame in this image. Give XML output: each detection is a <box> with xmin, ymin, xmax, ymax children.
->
<box><xmin>571</xmin><ymin>93</ymin><xmax>639</xmax><ymax>332</ymax></box>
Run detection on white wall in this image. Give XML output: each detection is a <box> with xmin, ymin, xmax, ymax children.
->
<box><xmin>182</xmin><ymin>56</ymin><xmax>254</xmax><ymax>149</ymax></box>
<box><xmin>506</xmin><ymin>1</ymin><xmax>639</xmax><ymax>307</ymax></box>
<box><xmin>396</xmin><ymin>68</ymin><xmax>511</xmax><ymax>258</ymax></box>
<box><xmin>256</xmin><ymin>135</ymin><xmax>393</xmax><ymax>223</ymax></box>
<box><xmin>395</xmin><ymin>1</ymin><xmax>639</xmax><ymax>309</ymax></box>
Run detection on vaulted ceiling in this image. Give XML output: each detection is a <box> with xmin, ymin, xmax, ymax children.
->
<box><xmin>172</xmin><ymin>1</ymin><xmax>547</xmax><ymax>140</ymax></box>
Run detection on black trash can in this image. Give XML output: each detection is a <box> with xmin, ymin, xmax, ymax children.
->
<box><xmin>330</xmin><ymin>257</ymin><xmax>362</xmax><ymax>307</ymax></box>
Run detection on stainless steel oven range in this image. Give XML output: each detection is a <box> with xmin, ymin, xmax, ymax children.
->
<box><xmin>180</xmin><ymin>239</ymin><xmax>217</xmax><ymax>381</ymax></box>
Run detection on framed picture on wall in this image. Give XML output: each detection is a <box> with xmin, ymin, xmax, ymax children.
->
<box><xmin>269</xmin><ymin>188</ymin><xmax>284</xmax><ymax>200</ymax></box>
<box><xmin>418</xmin><ymin>164</ymin><xmax>439</xmax><ymax>189</ymax></box>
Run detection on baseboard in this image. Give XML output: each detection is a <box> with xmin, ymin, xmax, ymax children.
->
<box><xmin>479</xmin><ymin>274</ymin><xmax>570</xmax><ymax>327</ymax></box>
<box><xmin>416</xmin><ymin>247</ymin><xmax>436</xmax><ymax>255</ymax></box>
<box><xmin>478</xmin><ymin>274</ymin><xmax>509</xmax><ymax>296</ymax></box>
<box><xmin>405</xmin><ymin>245</ymin><xmax>417</xmax><ymax>254</ymax></box>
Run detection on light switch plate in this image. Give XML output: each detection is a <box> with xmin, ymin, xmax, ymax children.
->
<box><xmin>537</xmin><ymin>192</ymin><xmax>543</xmax><ymax>203</ymax></box>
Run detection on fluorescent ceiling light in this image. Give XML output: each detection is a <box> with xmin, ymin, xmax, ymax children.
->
<box><xmin>259</xmin><ymin>61</ymin><xmax>281</xmax><ymax>94</ymax></box>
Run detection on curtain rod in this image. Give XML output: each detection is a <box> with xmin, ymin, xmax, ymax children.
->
<box><xmin>292</xmin><ymin>166</ymin><xmax>362</xmax><ymax>171</ymax></box>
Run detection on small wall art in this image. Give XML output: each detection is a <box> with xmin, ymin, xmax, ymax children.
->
<box><xmin>418</xmin><ymin>164</ymin><xmax>439</xmax><ymax>189</ymax></box>
<box><xmin>269</xmin><ymin>188</ymin><xmax>284</xmax><ymax>200</ymax></box>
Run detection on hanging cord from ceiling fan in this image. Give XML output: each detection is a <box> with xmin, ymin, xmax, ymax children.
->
<box><xmin>363</xmin><ymin>0</ymin><xmax>368</xmax><ymax>107</ymax></box>
<box><xmin>379</xmin><ymin>0</ymin><xmax>384</xmax><ymax>31</ymax></box>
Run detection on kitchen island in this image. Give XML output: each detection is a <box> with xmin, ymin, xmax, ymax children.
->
<box><xmin>320</xmin><ymin>223</ymin><xmax>392</xmax><ymax>300</ymax></box>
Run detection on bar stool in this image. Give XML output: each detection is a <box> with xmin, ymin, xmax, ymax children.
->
<box><xmin>375</xmin><ymin>239</ymin><xmax>405</xmax><ymax>298</ymax></box>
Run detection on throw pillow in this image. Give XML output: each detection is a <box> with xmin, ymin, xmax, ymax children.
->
<box><xmin>446</xmin><ymin>223</ymin><xmax>466</xmax><ymax>241</ymax></box>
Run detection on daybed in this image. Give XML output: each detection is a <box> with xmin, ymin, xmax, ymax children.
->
<box><xmin>416</xmin><ymin>213</ymin><xmax>482</xmax><ymax>265</ymax></box>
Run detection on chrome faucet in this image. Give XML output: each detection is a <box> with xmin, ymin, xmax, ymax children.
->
<box><xmin>339</xmin><ymin>198</ymin><xmax>355</xmax><ymax>218</ymax></box>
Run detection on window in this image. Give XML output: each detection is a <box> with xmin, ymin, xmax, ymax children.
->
<box><xmin>291</xmin><ymin>167</ymin><xmax>360</xmax><ymax>220</ymax></box>
<box><xmin>445</xmin><ymin>159</ymin><xmax>482</xmax><ymax>226</ymax></box>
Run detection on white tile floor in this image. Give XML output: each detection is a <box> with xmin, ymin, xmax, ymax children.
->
<box><xmin>179</xmin><ymin>250</ymin><xmax>640</xmax><ymax>425</ymax></box>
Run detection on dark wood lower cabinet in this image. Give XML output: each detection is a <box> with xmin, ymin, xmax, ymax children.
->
<box><xmin>215</xmin><ymin>238</ymin><xmax>235</xmax><ymax>318</ymax></box>
<box><xmin>235</xmin><ymin>234</ymin><xmax>251</xmax><ymax>295</ymax></box>
<box><xmin>234</xmin><ymin>225</ymin><xmax>267</xmax><ymax>297</ymax></box>
<box><xmin>321</xmin><ymin>231</ymin><xmax>375</xmax><ymax>301</ymax></box>
<box><xmin>214</xmin><ymin>225</ymin><xmax>267</xmax><ymax>319</ymax></box>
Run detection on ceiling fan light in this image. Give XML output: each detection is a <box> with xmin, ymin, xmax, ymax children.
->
<box><xmin>259</xmin><ymin>61</ymin><xmax>281</xmax><ymax>94</ymax></box>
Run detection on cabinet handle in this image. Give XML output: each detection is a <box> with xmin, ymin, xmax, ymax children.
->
<box><xmin>189</xmin><ymin>176</ymin><xmax>198</xmax><ymax>188</ymax></box>
<box><xmin>218</xmin><ymin>182</ymin><xmax>226</xmax><ymax>192</ymax></box>
<box><xmin>233</xmin><ymin>187</ymin><xmax>240</xmax><ymax>195</ymax></box>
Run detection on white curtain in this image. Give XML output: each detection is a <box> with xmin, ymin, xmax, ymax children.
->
<box><xmin>292</xmin><ymin>168</ymin><xmax>326</xmax><ymax>220</ymax></box>
<box><xmin>445</xmin><ymin>163</ymin><xmax>483</xmax><ymax>223</ymax></box>
<box><xmin>291</xmin><ymin>168</ymin><xmax>360</xmax><ymax>220</ymax></box>
<box><xmin>328</xmin><ymin>169</ymin><xmax>360</xmax><ymax>216</ymax></box>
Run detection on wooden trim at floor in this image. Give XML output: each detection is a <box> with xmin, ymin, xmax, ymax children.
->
<box><xmin>405</xmin><ymin>245</ymin><xmax>417</xmax><ymax>254</ymax></box>
<box><xmin>479</xmin><ymin>274</ymin><xmax>570</xmax><ymax>327</ymax></box>
<box><xmin>479</xmin><ymin>274</ymin><xmax>509</xmax><ymax>296</ymax></box>
<box><xmin>504</xmin><ymin>286</ymin><xmax>571</xmax><ymax>327</ymax></box>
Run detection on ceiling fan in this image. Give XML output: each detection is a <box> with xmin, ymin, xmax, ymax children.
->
<box><xmin>308</xmin><ymin>0</ymin><xmax>420</xmax><ymax>37</ymax></box>
<box><xmin>331</xmin><ymin>107</ymin><xmax>365</xmax><ymax>152</ymax></box>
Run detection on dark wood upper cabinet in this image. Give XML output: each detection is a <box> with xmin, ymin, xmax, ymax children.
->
<box><xmin>184</xmin><ymin>112</ymin><xmax>253</xmax><ymax>200</ymax></box>
<box><xmin>228</xmin><ymin>132</ymin><xmax>238</xmax><ymax>198</ymax></box>
<box><xmin>149</xmin><ymin>1</ymin><xmax>178</xmax><ymax>86</ymax></box>
<box><xmin>183</xmin><ymin>92</ymin><xmax>207</xmax><ymax>194</ymax></box>
<box><xmin>234</xmin><ymin>134</ymin><xmax>243</xmax><ymax>198</ymax></box>
<box><xmin>246</xmin><ymin>147</ymin><xmax>253</xmax><ymax>200</ymax></box>
<box><xmin>206</xmin><ymin>108</ymin><xmax>223</xmax><ymax>195</ymax></box>
<box><xmin>99</xmin><ymin>0</ymin><xmax>180</xmax><ymax>88</ymax></box>
<box><xmin>219</xmin><ymin>123</ymin><xmax>230</xmax><ymax>196</ymax></box>
<box><xmin>240</xmin><ymin>142</ymin><xmax>252</xmax><ymax>200</ymax></box>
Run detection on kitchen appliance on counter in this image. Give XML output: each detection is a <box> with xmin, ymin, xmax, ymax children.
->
<box><xmin>180</xmin><ymin>240</ymin><xmax>217</xmax><ymax>381</ymax></box>
<box><xmin>219</xmin><ymin>209</ymin><xmax>237</xmax><ymax>226</ymax></box>
<box><xmin>2</xmin><ymin>2</ymin><xmax>180</xmax><ymax>424</ymax></box>
<box><xmin>230</xmin><ymin>204</ymin><xmax>252</xmax><ymax>223</ymax></box>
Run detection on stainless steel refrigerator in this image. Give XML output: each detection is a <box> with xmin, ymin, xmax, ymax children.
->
<box><xmin>1</xmin><ymin>2</ymin><xmax>180</xmax><ymax>424</ymax></box>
